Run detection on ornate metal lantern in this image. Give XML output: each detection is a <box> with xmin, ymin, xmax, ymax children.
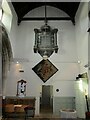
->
<box><xmin>33</xmin><ymin>5</ymin><xmax>58</xmax><ymax>58</ymax></box>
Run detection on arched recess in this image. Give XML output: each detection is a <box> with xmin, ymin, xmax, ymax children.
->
<box><xmin>0</xmin><ymin>23</ymin><xmax>13</xmax><ymax>90</ymax></box>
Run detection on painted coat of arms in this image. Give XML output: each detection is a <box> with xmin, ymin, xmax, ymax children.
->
<box><xmin>32</xmin><ymin>59</ymin><xmax>58</xmax><ymax>82</ymax></box>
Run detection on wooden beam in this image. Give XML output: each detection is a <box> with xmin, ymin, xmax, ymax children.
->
<box><xmin>22</xmin><ymin>17</ymin><xmax>72</xmax><ymax>21</ymax></box>
<box><xmin>17</xmin><ymin>17</ymin><xmax>75</xmax><ymax>25</ymax></box>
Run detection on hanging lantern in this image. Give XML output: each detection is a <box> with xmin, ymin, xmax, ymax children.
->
<box><xmin>33</xmin><ymin>5</ymin><xmax>58</xmax><ymax>58</ymax></box>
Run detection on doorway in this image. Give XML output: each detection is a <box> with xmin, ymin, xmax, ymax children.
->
<box><xmin>40</xmin><ymin>85</ymin><xmax>53</xmax><ymax>113</ymax></box>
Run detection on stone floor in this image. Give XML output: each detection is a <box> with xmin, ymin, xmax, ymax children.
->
<box><xmin>1</xmin><ymin>118</ymin><xmax>86</xmax><ymax>120</ymax></box>
<box><xmin>1</xmin><ymin>106</ymin><xmax>86</xmax><ymax>120</ymax></box>
<box><xmin>2</xmin><ymin>113</ymin><xmax>60</xmax><ymax>120</ymax></box>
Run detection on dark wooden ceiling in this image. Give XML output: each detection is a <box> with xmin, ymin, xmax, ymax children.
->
<box><xmin>12</xmin><ymin>2</ymin><xmax>80</xmax><ymax>25</ymax></box>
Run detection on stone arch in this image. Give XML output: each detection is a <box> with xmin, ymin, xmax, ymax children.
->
<box><xmin>0</xmin><ymin>23</ymin><xmax>13</xmax><ymax>87</ymax></box>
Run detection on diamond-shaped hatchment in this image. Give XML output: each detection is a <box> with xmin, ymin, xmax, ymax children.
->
<box><xmin>32</xmin><ymin>59</ymin><xmax>58</xmax><ymax>82</ymax></box>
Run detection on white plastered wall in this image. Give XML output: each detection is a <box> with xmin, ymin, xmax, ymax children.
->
<box><xmin>5</xmin><ymin>6</ymin><xmax>79</xmax><ymax>115</ymax></box>
<box><xmin>75</xmin><ymin>2</ymin><xmax>89</xmax><ymax>118</ymax></box>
